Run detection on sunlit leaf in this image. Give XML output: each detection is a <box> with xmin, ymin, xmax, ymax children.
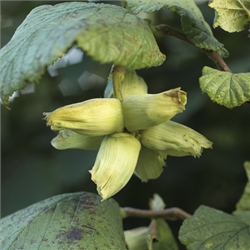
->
<box><xmin>179</xmin><ymin>205</ymin><xmax>250</xmax><ymax>249</ymax></box>
<box><xmin>0</xmin><ymin>192</ymin><xmax>126</xmax><ymax>250</ymax></box>
<box><xmin>199</xmin><ymin>66</ymin><xmax>250</xmax><ymax>108</ymax></box>
<box><xmin>126</xmin><ymin>0</ymin><xmax>228</xmax><ymax>56</ymax></box>
<box><xmin>236</xmin><ymin>161</ymin><xmax>250</xmax><ymax>211</ymax></box>
<box><xmin>209</xmin><ymin>0</ymin><xmax>250</xmax><ymax>32</ymax></box>
<box><xmin>0</xmin><ymin>2</ymin><xmax>165</xmax><ymax>106</ymax></box>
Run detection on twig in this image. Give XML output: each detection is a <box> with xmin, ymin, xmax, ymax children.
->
<box><xmin>152</xmin><ymin>24</ymin><xmax>232</xmax><ymax>72</ymax></box>
<box><xmin>122</xmin><ymin>207</ymin><xmax>192</xmax><ymax>221</ymax></box>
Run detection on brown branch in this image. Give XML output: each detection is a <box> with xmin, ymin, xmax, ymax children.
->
<box><xmin>153</xmin><ymin>24</ymin><xmax>232</xmax><ymax>73</ymax></box>
<box><xmin>122</xmin><ymin>207</ymin><xmax>192</xmax><ymax>221</ymax></box>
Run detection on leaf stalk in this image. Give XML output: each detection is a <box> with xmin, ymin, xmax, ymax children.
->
<box><xmin>151</xmin><ymin>24</ymin><xmax>232</xmax><ymax>73</ymax></box>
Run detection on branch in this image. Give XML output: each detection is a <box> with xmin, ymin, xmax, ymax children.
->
<box><xmin>152</xmin><ymin>24</ymin><xmax>232</xmax><ymax>73</ymax></box>
<box><xmin>122</xmin><ymin>207</ymin><xmax>192</xmax><ymax>221</ymax></box>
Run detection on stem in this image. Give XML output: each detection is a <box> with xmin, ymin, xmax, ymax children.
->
<box><xmin>152</xmin><ymin>24</ymin><xmax>232</xmax><ymax>72</ymax></box>
<box><xmin>112</xmin><ymin>66</ymin><xmax>125</xmax><ymax>101</ymax></box>
<box><xmin>122</xmin><ymin>207</ymin><xmax>192</xmax><ymax>221</ymax></box>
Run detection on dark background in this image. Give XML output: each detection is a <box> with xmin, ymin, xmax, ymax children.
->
<box><xmin>1</xmin><ymin>0</ymin><xmax>250</xmax><ymax>247</ymax></box>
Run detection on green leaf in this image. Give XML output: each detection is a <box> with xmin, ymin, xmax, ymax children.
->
<box><xmin>199</xmin><ymin>66</ymin><xmax>250</xmax><ymax>108</ymax></box>
<box><xmin>150</xmin><ymin>219</ymin><xmax>179</xmax><ymax>250</ymax></box>
<box><xmin>124</xmin><ymin>227</ymin><xmax>148</xmax><ymax>250</ymax></box>
<box><xmin>0</xmin><ymin>2</ymin><xmax>165</xmax><ymax>106</ymax></box>
<box><xmin>209</xmin><ymin>0</ymin><xmax>250</xmax><ymax>32</ymax></box>
<box><xmin>0</xmin><ymin>192</ymin><xmax>126</xmax><ymax>250</ymax></box>
<box><xmin>236</xmin><ymin>161</ymin><xmax>250</xmax><ymax>211</ymax></box>
<box><xmin>147</xmin><ymin>195</ymin><xmax>179</xmax><ymax>250</ymax></box>
<box><xmin>126</xmin><ymin>0</ymin><xmax>228</xmax><ymax>56</ymax></box>
<box><xmin>233</xmin><ymin>210</ymin><xmax>250</xmax><ymax>222</ymax></box>
<box><xmin>179</xmin><ymin>205</ymin><xmax>250</xmax><ymax>249</ymax></box>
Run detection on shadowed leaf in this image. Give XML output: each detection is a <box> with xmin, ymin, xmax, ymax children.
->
<box><xmin>149</xmin><ymin>219</ymin><xmax>179</xmax><ymax>250</ymax></box>
<box><xmin>0</xmin><ymin>2</ymin><xmax>165</xmax><ymax>106</ymax></box>
<box><xmin>0</xmin><ymin>192</ymin><xmax>126</xmax><ymax>250</ymax></box>
<box><xmin>179</xmin><ymin>205</ymin><xmax>250</xmax><ymax>249</ymax></box>
<box><xmin>236</xmin><ymin>161</ymin><xmax>250</xmax><ymax>211</ymax></box>
<box><xmin>126</xmin><ymin>0</ymin><xmax>228</xmax><ymax>57</ymax></box>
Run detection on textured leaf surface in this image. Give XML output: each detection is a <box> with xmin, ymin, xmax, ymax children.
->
<box><xmin>0</xmin><ymin>2</ymin><xmax>165</xmax><ymax>105</ymax></box>
<box><xmin>179</xmin><ymin>205</ymin><xmax>250</xmax><ymax>249</ymax></box>
<box><xmin>0</xmin><ymin>192</ymin><xmax>126</xmax><ymax>250</ymax></box>
<box><xmin>236</xmin><ymin>161</ymin><xmax>250</xmax><ymax>211</ymax></box>
<box><xmin>126</xmin><ymin>0</ymin><xmax>228</xmax><ymax>56</ymax></box>
<box><xmin>199</xmin><ymin>66</ymin><xmax>250</xmax><ymax>108</ymax></box>
<box><xmin>209</xmin><ymin>0</ymin><xmax>250</xmax><ymax>32</ymax></box>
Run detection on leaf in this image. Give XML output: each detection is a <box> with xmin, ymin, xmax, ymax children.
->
<box><xmin>0</xmin><ymin>2</ymin><xmax>165</xmax><ymax>106</ymax></box>
<box><xmin>150</xmin><ymin>219</ymin><xmax>179</xmax><ymax>250</ymax></box>
<box><xmin>209</xmin><ymin>0</ymin><xmax>250</xmax><ymax>32</ymax></box>
<box><xmin>126</xmin><ymin>0</ymin><xmax>228</xmax><ymax>56</ymax></box>
<box><xmin>0</xmin><ymin>192</ymin><xmax>126</xmax><ymax>250</ymax></box>
<box><xmin>179</xmin><ymin>205</ymin><xmax>250</xmax><ymax>249</ymax></box>
<box><xmin>199</xmin><ymin>66</ymin><xmax>250</xmax><ymax>108</ymax></box>
<box><xmin>148</xmin><ymin>194</ymin><xmax>179</xmax><ymax>250</ymax></box>
<box><xmin>149</xmin><ymin>194</ymin><xmax>166</xmax><ymax>211</ymax></box>
<box><xmin>233</xmin><ymin>210</ymin><xmax>250</xmax><ymax>222</ymax></box>
<box><xmin>124</xmin><ymin>227</ymin><xmax>148</xmax><ymax>250</ymax></box>
<box><xmin>236</xmin><ymin>161</ymin><xmax>250</xmax><ymax>211</ymax></box>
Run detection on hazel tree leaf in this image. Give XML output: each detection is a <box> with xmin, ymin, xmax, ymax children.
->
<box><xmin>0</xmin><ymin>192</ymin><xmax>126</xmax><ymax>250</ymax></box>
<box><xmin>179</xmin><ymin>205</ymin><xmax>250</xmax><ymax>249</ymax></box>
<box><xmin>199</xmin><ymin>66</ymin><xmax>250</xmax><ymax>108</ymax></box>
<box><xmin>0</xmin><ymin>2</ymin><xmax>165</xmax><ymax>106</ymax></box>
<box><xmin>236</xmin><ymin>161</ymin><xmax>250</xmax><ymax>211</ymax></box>
<box><xmin>233</xmin><ymin>162</ymin><xmax>250</xmax><ymax>232</ymax></box>
<box><xmin>124</xmin><ymin>227</ymin><xmax>149</xmax><ymax>249</ymax></box>
<box><xmin>209</xmin><ymin>0</ymin><xmax>250</xmax><ymax>32</ymax></box>
<box><xmin>126</xmin><ymin>0</ymin><xmax>228</xmax><ymax>57</ymax></box>
<box><xmin>149</xmin><ymin>219</ymin><xmax>179</xmax><ymax>250</ymax></box>
<box><xmin>148</xmin><ymin>195</ymin><xmax>178</xmax><ymax>250</ymax></box>
<box><xmin>233</xmin><ymin>210</ymin><xmax>250</xmax><ymax>225</ymax></box>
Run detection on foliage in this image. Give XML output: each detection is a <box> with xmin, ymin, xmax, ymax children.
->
<box><xmin>179</xmin><ymin>162</ymin><xmax>250</xmax><ymax>249</ymax></box>
<box><xmin>209</xmin><ymin>0</ymin><xmax>250</xmax><ymax>32</ymax></box>
<box><xmin>0</xmin><ymin>2</ymin><xmax>164</xmax><ymax>106</ymax></box>
<box><xmin>0</xmin><ymin>192</ymin><xmax>126</xmax><ymax>249</ymax></box>
<box><xmin>200</xmin><ymin>66</ymin><xmax>250</xmax><ymax>108</ymax></box>
<box><xmin>179</xmin><ymin>205</ymin><xmax>250</xmax><ymax>249</ymax></box>
<box><xmin>126</xmin><ymin>0</ymin><xmax>228</xmax><ymax>56</ymax></box>
<box><xmin>1</xmin><ymin>0</ymin><xmax>249</xmax><ymax>249</ymax></box>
